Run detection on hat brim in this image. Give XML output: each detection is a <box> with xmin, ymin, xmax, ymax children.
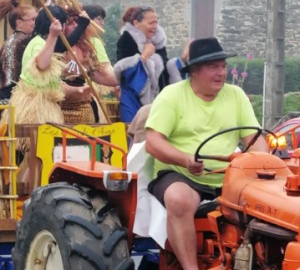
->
<box><xmin>180</xmin><ymin>52</ymin><xmax>237</xmax><ymax>73</ymax></box>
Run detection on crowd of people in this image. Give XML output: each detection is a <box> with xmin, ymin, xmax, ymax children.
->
<box><xmin>0</xmin><ymin>2</ymin><xmax>269</xmax><ymax>269</ymax></box>
<box><xmin>0</xmin><ymin>2</ymin><xmax>189</xmax><ymax>124</ymax></box>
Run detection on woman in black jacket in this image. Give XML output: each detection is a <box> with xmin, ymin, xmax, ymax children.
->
<box><xmin>114</xmin><ymin>5</ymin><xmax>188</xmax><ymax>122</ymax></box>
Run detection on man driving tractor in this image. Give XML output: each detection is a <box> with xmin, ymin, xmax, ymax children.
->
<box><xmin>145</xmin><ymin>37</ymin><xmax>269</xmax><ymax>270</ymax></box>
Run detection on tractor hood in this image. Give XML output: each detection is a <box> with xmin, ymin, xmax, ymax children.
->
<box><xmin>219</xmin><ymin>152</ymin><xmax>300</xmax><ymax>233</ymax></box>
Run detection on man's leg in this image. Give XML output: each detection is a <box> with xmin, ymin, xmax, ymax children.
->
<box><xmin>164</xmin><ymin>181</ymin><xmax>201</xmax><ymax>270</ymax></box>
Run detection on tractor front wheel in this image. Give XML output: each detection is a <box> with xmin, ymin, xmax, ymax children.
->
<box><xmin>12</xmin><ymin>182</ymin><xmax>134</xmax><ymax>270</ymax></box>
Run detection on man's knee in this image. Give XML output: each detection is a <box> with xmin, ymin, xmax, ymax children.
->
<box><xmin>164</xmin><ymin>182</ymin><xmax>200</xmax><ymax>216</ymax></box>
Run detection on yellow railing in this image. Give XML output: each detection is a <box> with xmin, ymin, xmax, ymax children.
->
<box><xmin>0</xmin><ymin>105</ymin><xmax>18</xmax><ymax>220</ymax></box>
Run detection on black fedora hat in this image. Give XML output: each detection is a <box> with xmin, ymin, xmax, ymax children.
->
<box><xmin>180</xmin><ymin>37</ymin><xmax>237</xmax><ymax>73</ymax></box>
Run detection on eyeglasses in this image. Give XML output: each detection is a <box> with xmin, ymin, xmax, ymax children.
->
<box><xmin>134</xmin><ymin>5</ymin><xmax>153</xmax><ymax>20</ymax></box>
<box><xmin>138</xmin><ymin>5</ymin><xmax>152</xmax><ymax>12</ymax></box>
<box><xmin>94</xmin><ymin>15</ymin><xmax>104</xmax><ymax>21</ymax></box>
<box><xmin>20</xmin><ymin>17</ymin><xmax>36</xmax><ymax>22</ymax></box>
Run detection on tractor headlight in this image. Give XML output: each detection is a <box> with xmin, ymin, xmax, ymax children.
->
<box><xmin>103</xmin><ymin>171</ymin><xmax>132</xmax><ymax>191</ymax></box>
<box><xmin>267</xmin><ymin>133</ymin><xmax>287</xmax><ymax>148</ymax></box>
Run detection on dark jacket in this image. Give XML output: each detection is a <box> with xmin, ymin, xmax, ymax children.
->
<box><xmin>114</xmin><ymin>23</ymin><xmax>183</xmax><ymax>122</ymax></box>
<box><xmin>116</xmin><ymin>26</ymin><xmax>170</xmax><ymax>92</ymax></box>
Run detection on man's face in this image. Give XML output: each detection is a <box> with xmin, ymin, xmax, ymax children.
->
<box><xmin>193</xmin><ymin>60</ymin><xmax>227</xmax><ymax>96</ymax></box>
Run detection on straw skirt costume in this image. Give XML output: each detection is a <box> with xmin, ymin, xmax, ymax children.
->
<box><xmin>1</xmin><ymin>35</ymin><xmax>65</xmax><ymax>151</ymax></box>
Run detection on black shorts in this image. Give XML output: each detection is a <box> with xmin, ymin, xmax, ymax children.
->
<box><xmin>147</xmin><ymin>170</ymin><xmax>222</xmax><ymax>207</ymax></box>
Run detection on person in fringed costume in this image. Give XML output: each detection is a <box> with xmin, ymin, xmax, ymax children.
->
<box><xmin>0</xmin><ymin>1</ymin><xmax>95</xmax><ymax>208</ymax></box>
<box><xmin>1</xmin><ymin>4</ymin><xmax>96</xmax><ymax>143</ymax></box>
<box><xmin>1</xmin><ymin>5</ymin><xmax>84</xmax><ymax>150</ymax></box>
<box><xmin>60</xmin><ymin>5</ymin><xmax>118</xmax><ymax>124</ymax></box>
<box><xmin>0</xmin><ymin>2</ymin><xmax>37</xmax><ymax>104</ymax></box>
<box><xmin>0</xmin><ymin>5</ymin><xmax>67</xmax><ymax>184</ymax></box>
<box><xmin>1</xmin><ymin>4</ymin><xmax>96</xmax><ymax>183</ymax></box>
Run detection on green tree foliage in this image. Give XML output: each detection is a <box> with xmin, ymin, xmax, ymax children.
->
<box><xmin>250</xmin><ymin>94</ymin><xmax>263</xmax><ymax>124</ymax></box>
<box><xmin>284</xmin><ymin>93</ymin><xmax>300</xmax><ymax>113</ymax></box>
<box><xmin>226</xmin><ymin>57</ymin><xmax>300</xmax><ymax>95</ymax></box>
<box><xmin>284</xmin><ymin>59</ymin><xmax>300</xmax><ymax>94</ymax></box>
<box><xmin>227</xmin><ymin>58</ymin><xmax>264</xmax><ymax>95</ymax></box>
<box><xmin>249</xmin><ymin>93</ymin><xmax>300</xmax><ymax>125</ymax></box>
<box><xmin>102</xmin><ymin>3</ymin><xmax>122</xmax><ymax>64</ymax></box>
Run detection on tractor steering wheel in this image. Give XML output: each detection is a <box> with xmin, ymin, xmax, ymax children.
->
<box><xmin>194</xmin><ymin>126</ymin><xmax>277</xmax><ymax>172</ymax></box>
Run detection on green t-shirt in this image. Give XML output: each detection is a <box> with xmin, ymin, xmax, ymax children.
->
<box><xmin>145</xmin><ymin>79</ymin><xmax>260</xmax><ymax>187</ymax></box>
<box><xmin>21</xmin><ymin>35</ymin><xmax>45</xmax><ymax>71</ymax></box>
<box><xmin>20</xmin><ymin>35</ymin><xmax>61</xmax><ymax>90</ymax></box>
<box><xmin>91</xmin><ymin>37</ymin><xmax>110</xmax><ymax>63</ymax></box>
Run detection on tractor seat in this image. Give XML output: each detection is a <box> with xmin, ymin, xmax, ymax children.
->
<box><xmin>194</xmin><ymin>200</ymin><xmax>219</xmax><ymax>218</ymax></box>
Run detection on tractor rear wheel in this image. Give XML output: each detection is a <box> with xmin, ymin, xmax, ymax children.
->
<box><xmin>12</xmin><ymin>182</ymin><xmax>134</xmax><ymax>270</ymax></box>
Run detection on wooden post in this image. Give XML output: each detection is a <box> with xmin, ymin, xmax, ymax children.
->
<box><xmin>263</xmin><ymin>0</ymin><xmax>285</xmax><ymax>129</ymax></box>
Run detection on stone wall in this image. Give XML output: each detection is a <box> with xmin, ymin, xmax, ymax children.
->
<box><xmin>82</xmin><ymin>0</ymin><xmax>190</xmax><ymax>57</ymax></box>
<box><xmin>1</xmin><ymin>0</ymin><xmax>299</xmax><ymax>59</ymax></box>
<box><xmin>78</xmin><ymin>0</ymin><xmax>299</xmax><ymax>58</ymax></box>
<box><xmin>216</xmin><ymin>0</ymin><xmax>299</xmax><ymax>58</ymax></box>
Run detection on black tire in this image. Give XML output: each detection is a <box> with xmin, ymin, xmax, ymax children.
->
<box><xmin>12</xmin><ymin>182</ymin><xmax>135</xmax><ymax>270</ymax></box>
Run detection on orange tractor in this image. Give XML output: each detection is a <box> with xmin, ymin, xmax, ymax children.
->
<box><xmin>5</xmin><ymin>122</ymin><xmax>300</xmax><ymax>269</ymax></box>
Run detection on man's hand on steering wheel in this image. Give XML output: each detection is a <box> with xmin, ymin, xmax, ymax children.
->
<box><xmin>194</xmin><ymin>126</ymin><xmax>277</xmax><ymax>174</ymax></box>
<box><xmin>186</xmin><ymin>154</ymin><xmax>204</xmax><ymax>176</ymax></box>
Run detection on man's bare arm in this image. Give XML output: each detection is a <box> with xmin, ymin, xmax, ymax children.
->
<box><xmin>92</xmin><ymin>68</ymin><xmax>118</xmax><ymax>86</ymax></box>
<box><xmin>242</xmin><ymin>133</ymin><xmax>270</xmax><ymax>152</ymax></box>
<box><xmin>145</xmin><ymin>129</ymin><xmax>188</xmax><ymax>166</ymax></box>
<box><xmin>145</xmin><ymin>128</ymin><xmax>204</xmax><ymax>175</ymax></box>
